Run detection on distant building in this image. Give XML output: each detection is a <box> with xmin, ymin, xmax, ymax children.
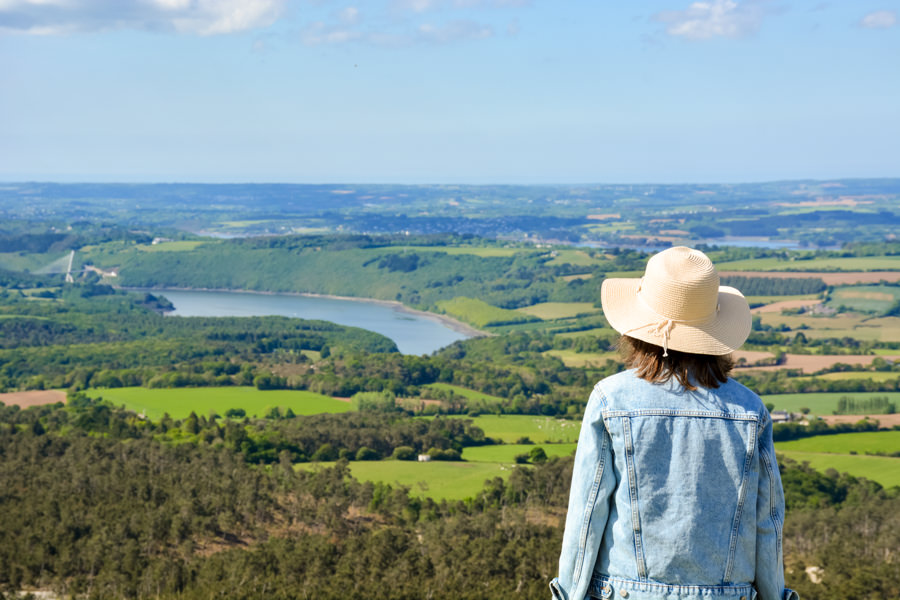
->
<box><xmin>770</xmin><ymin>410</ymin><xmax>796</xmax><ymax>423</ymax></box>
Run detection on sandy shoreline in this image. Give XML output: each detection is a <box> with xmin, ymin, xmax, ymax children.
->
<box><xmin>121</xmin><ymin>286</ymin><xmax>488</xmax><ymax>339</ymax></box>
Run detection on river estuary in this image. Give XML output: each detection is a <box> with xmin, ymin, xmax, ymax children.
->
<box><xmin>155</xmin><ymin>289</ymin><xmax>473</xmax><ymax>356</ymax></box>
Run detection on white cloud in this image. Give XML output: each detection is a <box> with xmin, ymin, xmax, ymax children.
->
<box><xmin>300</xmin><ymin>19</ymin><xmax>362</xmax><ymax>46</ymax></box>
<box><xmin>417</xmin><ymin>19</ymin><xmax>491</xmax><ymax>43</ymax></box>
<box><xmin>393</xmin><ymin>0</ymin><xmax>528</xmax><ymax>13</ymax></box>
<box><xmin>859</xmin><ymin>10</ymin><xmax>896</xmax><ymax>29</ymax></box>
<box><xmin>393</xmin><ymin>0</ymin><xmax>437</xmax><ymax>14</ymax></box>
<box><xmin>338</xmin><ymin>6</ymin><xmax>360</xmax><ymax>25</ymax></box>
<box><xmin>653</xmin><ymin>0</ymin><xmax>773</xmax><ymax>40</ymax></box>
<box><xmin>0</xmin><ymin>0</ymin><xmax>285</xmax><ymax>35</ymax></box>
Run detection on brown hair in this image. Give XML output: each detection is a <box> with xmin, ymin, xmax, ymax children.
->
<box><xmin>618</xmin><ymin>335</ymin><xmax>734</xmax><ymax>391</ymax></box>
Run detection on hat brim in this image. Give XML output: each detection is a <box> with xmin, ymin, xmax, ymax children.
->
<box><xmin>600</xmin><ymin>278</ymin><xmax>751</xmax><ymax>356</ymax></box>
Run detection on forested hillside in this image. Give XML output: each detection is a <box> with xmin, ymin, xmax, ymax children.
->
<box><xmin>1</xmin><ymin>400</ymin><xmax>897</xmax><ymax>599</ymax></box>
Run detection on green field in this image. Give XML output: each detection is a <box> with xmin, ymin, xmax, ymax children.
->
<box><xmin>545</xmin><ymin>349</ymin><xmax>618</xmax><ymax>368</ymax></box>
<box><xmin>801</xmin><ymin>371</ymin><xmax>900</xmax><ymax>382</ymax></box>
<box><xmin>516</xmin><ymin>302</ymin><xmax>599</xmax><ymax>320</ymax></box>
<box><xmin>402</xmin><ymin>246</ymin><xmax>523</xmax><ymax>258</ymax></box>
<box><xmin>717</xmin><ymin>256</ymin><xmax>900</xmax><ymax>272</ymax></box>
<box><xmin>462</xmin><ymin>443</ymin><xmax>577</xmax><ymax>462</ymax></box>
<box><xmin>776</xmin><ymin>431</ymin><xmax>900</xmax><ymax>454</ymax></box>
<box><xmin>469</xmin><ymin>414</ymin><xmax>581</xmax><ymax>443</ymax></box>
<box><xmin>545</xmin><ymin>250</ymin><xmax>598</xmax><ymax>267</ymax></box>
<box><xmin>137</xmin><ymin>241</ymin><xmax>207</xmax><ymax>252</ymax></box>
<box><xmin>424</xmin><ymin>383</ymin><xmax>505</xmax><ymax>405</ymax></box>
<box><xmin>300</xmin><ymin>460</ymin><xmax>514</xmax><ymax>500</ymax></box>
<box><xmin>745</xmin><ymin>294</ymin><xmax>820</xmax><ymax>305</ymax></box>
<box><xmin>88</xmin><ymin>386</ymin><xmax>352</xmax><ymax>420</ymax></box>
<box><xmin>554</xmin><ymin>327</ymin><xmax>616</xmax><ymax>340</ymax></box>
<box><xmin>763</xmin><ymin>392</ymin><xmax>900</xmax><ymax>414</ymax></box>
<box><xmin>777</xmin><ymin>451</ymin><xmax>900</xmax><ymax>489</ymax></box>
<box><xmin>436</xmin><ymin>296</ymin><xmax>537</xmax><ymax>328</ymax></box>
<box><xmin>0</xmin><ymin>251</ymin><xmax>69</xmax><ymax>273</ymax></box>
<box><xmin>826</xmin><ymin>285</ymin><xmax>900</xmax><ymax>314</ymax></box>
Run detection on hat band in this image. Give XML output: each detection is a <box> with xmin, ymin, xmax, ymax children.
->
<box><xmin>622</xmin><ymin>291</ymin><xmax>720</xmax><ymax>357</ymax></box>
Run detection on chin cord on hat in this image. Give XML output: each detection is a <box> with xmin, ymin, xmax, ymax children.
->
<box><xmin>624</xmin><ymin>289</ymin><xmax>722</xmax><ymax>358</ymax></box>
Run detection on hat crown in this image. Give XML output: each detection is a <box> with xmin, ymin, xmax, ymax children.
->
<box><xmin>640</xmin><ymin>247</ymin><xmax>719</xmax><ymax>322</ymax></box>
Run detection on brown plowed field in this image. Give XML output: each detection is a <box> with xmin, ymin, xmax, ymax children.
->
<box><xmin>0</xmin><ymin>390</ymin><xmax>67</xmax><ymax>408</ymax></box>
<box><xmin>732</xmin><ymin>350</ymin><xmax>776</xmax><ymax>365</ymax></box>
<box><xmin>821</xmin><ymin>414</ymin><xmax>900</xmax><ymax>428</ymax></box>
<box><xmin>751</xmin><ymin>299</ymin><xmax>823</xmax><ymax>314</ymax></box>
<box><xmin>737</xmin><ymin>353</ymin><xmax>900</xmax><ymax>374</ymax></box>
<box><xmin>720</xmin><ymin>271</ymin><xmax>900</xmax><ymax>285</ymax></box>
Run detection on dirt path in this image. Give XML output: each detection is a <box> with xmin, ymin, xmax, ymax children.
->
<box><xmin>0</xmin><ymin>390</ymin><xmax>67</xmax><ymax>408</ymax></box>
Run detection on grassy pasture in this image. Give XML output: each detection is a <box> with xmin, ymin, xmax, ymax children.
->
<box><xmin>88</xmin><ymin>386</ymin><xmax>351</xmax><ymax>420</ymax></box>
<box><xmin>554</xmin><ymin>327</ymin><xmax>616</xmax><ymax>340</ymax></box>
<box><xmin>402</xmin><ymin>246</ymin><xmax>524</xmax><ymax>258</ymax></box>
<box><xmin>436</xmin><ymin>297</ymin><xmax>536</xmax><ymax>328</ymax></box>
<box><xmin>462</xmin><ymin>443</ymin><xmax>577</xmax><ymax>462</ymax></box>
<box><xmin>545</xmin><ymin>349</ymin><xmax>619</xmax><ymax>368</ymax></box>
<box><xmin>0</xmin><ymin>251</ymin><xmax>69</xmax><ymax>273</ymax></box>
<box><xmin>545</xmin><ymin>250</ymin><xmax>597</xmax><ymax>267</ymax></box>
<box><xmin>776</xmin><ymin>431</ymin><xmax>900</xmax><ymax>454</ymax></box>
<box><xmin>716</xmin><ymin>256</ymin><xmax>900</xmax><ymax>272</ymax></box>
<box><xmin>800</xmin><ymin>371</ymin><xmax>900</xmax><ymax>382</ymax></box>
<box><xmin>776</xmin><ymin>451</ymin><xmax>900</xmax><ymax>489</ymax></box>
<box><xmin>137</xmin><ymin>241</ymin><xmax>207</xmax><ymax>252</ymax></box>
<box><xmin>424</xmin><ymin>383</ymin><xmax>505</xmax><ymax>405</ymax></box>
<box><xmin>746</xmin><ymin>294</ymin><xmax>820</xmax><ymax>306</ymax></box>
<box><xmin>561</xmin><ymin>273</ymin><xmax>594</xmax><ymax>282</ymax></box>
<box><xmin>300</xmin><ymin>460</ymin><xmax>513</xmax><ymax>500</ymax></box>
<box><xmin>826</xmin><ymin>285</ymin><xmax>900</xmax><ymax>314</ymax></box>
<box><xmin>470</xmin><ymin>414</ymin><xmax>581</xmax><ymax>443</ymax></box>
<box><xmin>516</xmin><ymin>302</ymin><xmax>599</xmax><ymax>320</ymax></box>
<box><xmin>762</xmin><ymin>392</ymin><xmax>900</xmax><ymax>414</ymax></box>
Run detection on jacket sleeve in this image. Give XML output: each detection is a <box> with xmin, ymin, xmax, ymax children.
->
<box><xmin>551</xmin><ymin>385</ymin><xmax>616</xmax><ymax>600</ymax></box>
<box><xmin>755</xmin><ymin>413</ymin><xmax>799</xmax><ymax>600</ymax></box>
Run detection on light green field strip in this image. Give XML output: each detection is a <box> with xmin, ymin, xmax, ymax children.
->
<box><xmin>88</xmin><ymin>386</ymin><xmax>352</xmax><ymax>420</ymax></box>
<box><xmin>136</xmin><ymin>241</ymin><xmax>207</xmax><ymax>252</ymax></box>
<box><xmin>462</xmin><ymin>443</ymin><xmax>577</xmax><ymax>462</ymax></box>
<box><xmin>826</xmin><ymin>285</ymin><xmax>900</xmax><ymax>313</ymax></box>
<box><xmin>545</xmin><ymin>250</ymin><xmax>598</xmax><ymax>267</ymax></box>
<box><xmin>554</xmin><ymin>327</ymin><xmax>616</xmax><ymax>339</ymax></box>
<box><xmin>469</xmin><ymin>414</ymin><xmax>581</xmax><ymax>443</ymax></box>
<box><xmin>776</xmin><ymin>451</ymin><xmax>900</xmax><ymax>489</ymax></box>
<box><xmin>424</xmin><ymin>383</ymin><xmax>505</xmax><ymax>404</ymax></box>
<box><xmin>299</xmin><ymin>460</ymin><xmax>515</xmax><ymax>500</ymax></box>
<box><xmin>716</xmin><ymin>256</ymin><xmax>900</xmax><ymax>272</ymax></box>
<box><xmin>0</xmin><ymin>251</ymin><xmax>70</xmax><ymax>272</ymax></box>
<box><xmin>745</xmin><ymin>294</ymin><xmax>820</xmax><ymax>305</ymax></box>
<box><xmin>796</xmin><ymin>372</ymin><xmax>900</xmax><ymax>382</ymax></box>
<box><xmin>517</xmin><ymin>302</ymin><xmax>600</xmax><ymax>320</ymax></box>
<box><xmin>545</xmin><ymin>349</ymin><xmax>619</xmax><ymax>368</ymax></box>
<box><xmin>775</xmin><ymin>431</ymin><xmax>900</xmax><ymax>454</ymax></box>
<box><xmin>436</xmin><ymin>297</ymin><xmax>534</xmax><ymax>328</ymax></box>
<box><xmin>399</xmin><ymin>245</ymin><xmax>524</xmax><ymax>257</ymax></box>
<box><xmin>763</xmin><ymin>392</ymin><xmax>900</xmax><ymax>414</ymax></box>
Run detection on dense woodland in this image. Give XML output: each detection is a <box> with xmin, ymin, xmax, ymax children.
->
<box><xmin>1</xmin><ymin>400</ymin><xmax>898</xmax><ymax>599</ymax></box>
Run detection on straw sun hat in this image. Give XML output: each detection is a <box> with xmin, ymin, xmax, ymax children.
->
<box><xmin>600</xmin><ymin>246</ymin><xmax>751</xmax><ymax>357</ymax></box>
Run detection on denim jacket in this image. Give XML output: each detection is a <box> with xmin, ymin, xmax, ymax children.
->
<box><xmin>551</xmin><ymin>370</ymin><xmax>798</xmax><ymax>600</ymax></box>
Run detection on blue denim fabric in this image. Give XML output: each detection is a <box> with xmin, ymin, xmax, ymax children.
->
<box><xmin>551</xmin><ymin>370</ymin><xmax>798</xmax><ymax>600</ymax></box>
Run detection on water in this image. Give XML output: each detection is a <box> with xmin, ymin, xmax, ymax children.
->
<box><xmin>155</xmin><ymin>289</ymin><xmax>470</xmax><ymax>355</ymax></box>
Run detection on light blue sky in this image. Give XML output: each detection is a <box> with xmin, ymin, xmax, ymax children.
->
<box><xmin>1</xmin><ymin>0</ymin><xmax>898</xmax><ymax>184</ymax></box>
